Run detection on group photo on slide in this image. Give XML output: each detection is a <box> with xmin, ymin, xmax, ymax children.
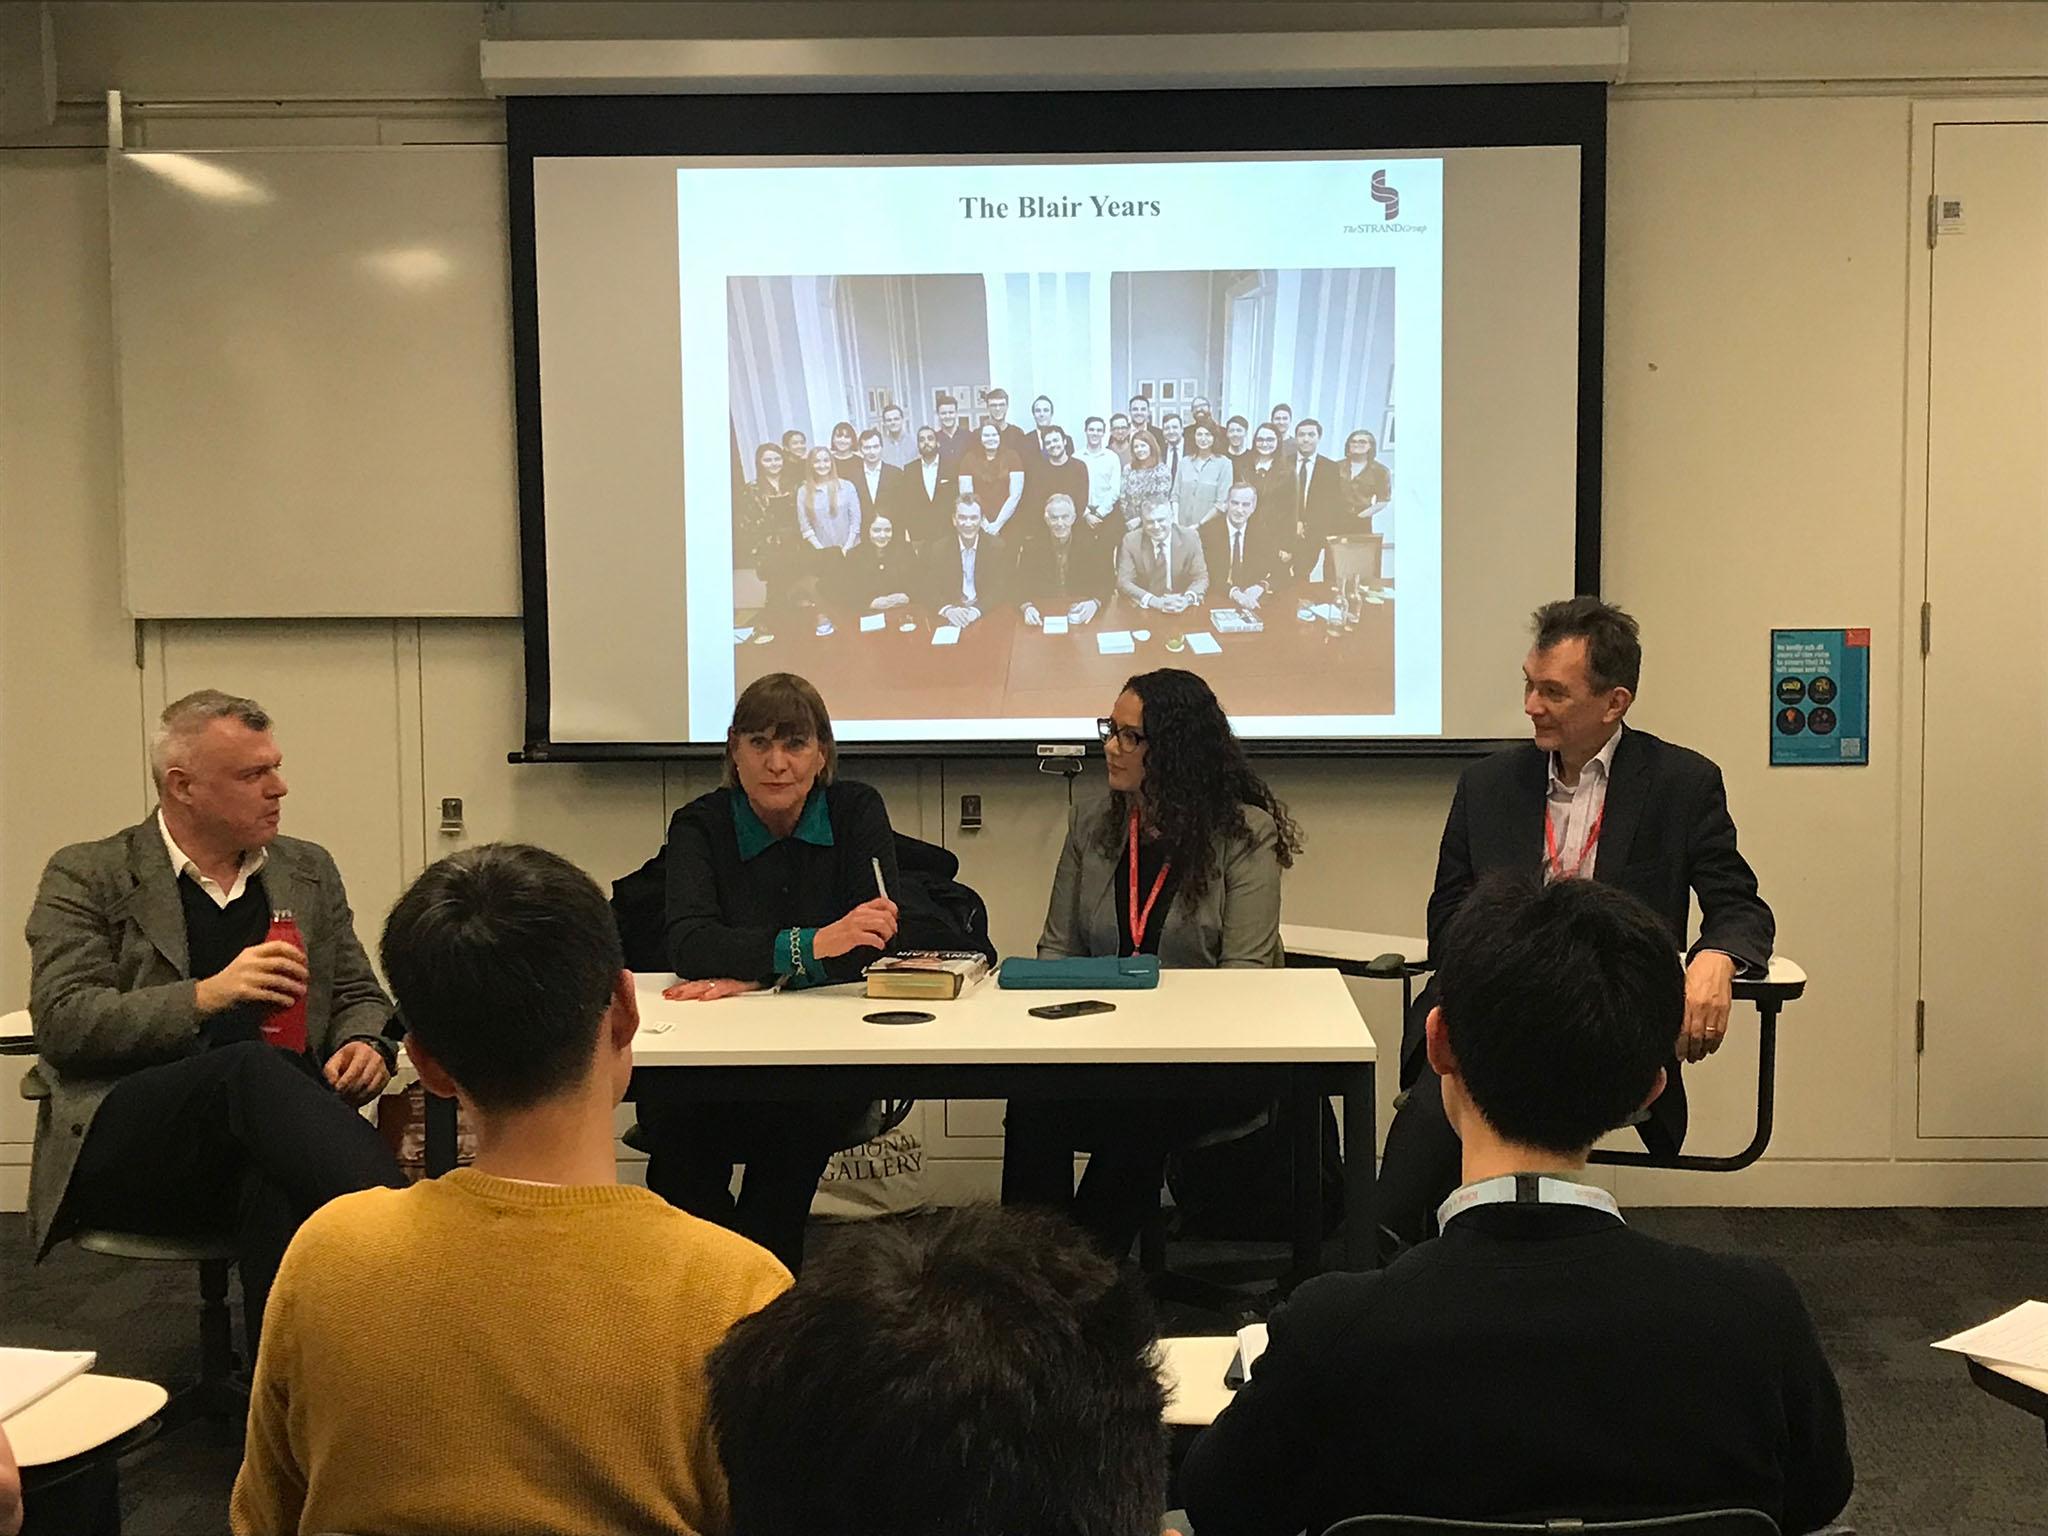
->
<box><xmin>723</xmin><ymin>265</ymin><xmax>1402</xmax><ymax>728</ymax></box>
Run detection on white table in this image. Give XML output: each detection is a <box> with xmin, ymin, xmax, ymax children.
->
<box><xmin>1158</xmin><ymin>1334</ymin><xmax>1241</xmax><ymax>1428</ymax></box>
<box><xmin>1279</xmin><ymin>925</ymin><xmax>1808</xmax><ymax>1173</ymax></box>
<box><xmin>424</xmin><ymin>968</ymin><xmax>1380</xmax><ymax>1270</ymax></box>
<box><xmin>3</xmin><ymin>1373</ymin><xmax>166</xmax><ymax>1468</ymax></box>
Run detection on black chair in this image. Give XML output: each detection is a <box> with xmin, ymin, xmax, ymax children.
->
<box><xmin>1323</xmin><ymin>1511</ymin><xmax>1782</xmax><ymax>1536</ymax></box>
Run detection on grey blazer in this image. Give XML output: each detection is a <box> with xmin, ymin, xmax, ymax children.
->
<box><xmin>22</xmin><ymin>817</ymin><xmax>392</xmax><ymax>1254</ymax></box>
<box><xmin>1037</xmin><ymin>795</ymin><xmax>1285</xmax><ymax>969</ymax></box>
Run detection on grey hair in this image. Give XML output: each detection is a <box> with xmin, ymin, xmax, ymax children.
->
<box><xmin>150</xmin><ymin>689</ymin><xmax>271</xmax><ymax>789</ymax></box>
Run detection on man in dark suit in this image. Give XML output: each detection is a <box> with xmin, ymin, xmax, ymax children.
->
<box><xmin>1376</xmin><ymin>597</ymin><xmax>1774</xmax><ymax>1251</ymax></box>
<box><xmin>1014</xmin><ymin>493</ymin><xmax>1107</xmax><ymax>628</ymax></box>
<box><xmin>1181</xmin><ymin>875</ymin><xmax>1851</xmax><ymax>1536</ymax></box>
<box><xmin>848</xmin><ymin>428</ymin><xmax>902</xmax><ymax>527</ymax></box>
<box><xmin>24</xmin><ymin>690</ymin><xmax>406</xmax><ymax>1341</ymax></box>
<box><xmin>1199</xmin><ymin>482</ymin><xmax>1285</xmax><ymax>612</ymax></box>
<box><xmin>888</xmin><ymin>424</ymin><xmax>954</xmax><ymax>546</ymax></box>
<box><xmin>922</xmin><ymin>492</ymin><xmax>1004</xmax><ymax>629</ymax></box>
<box><xmin>1291</xmin><ymin>418</ymin><xmax>1342</xmax><ymax>544</ymax></box>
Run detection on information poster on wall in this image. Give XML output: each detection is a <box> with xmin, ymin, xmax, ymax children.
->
<box><xmin>1771</xmin><ymin>628</ymin><xmax>1870</xmax><ymax>766</ymax></box>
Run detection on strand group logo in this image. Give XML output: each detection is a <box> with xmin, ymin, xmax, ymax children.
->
<box><xmin>1370</xmin><ymin>168</ymin><xmax>1400</xmax><ymax>220</ymax></box>
<box><xmin>1345</xmin><ymin>167</ymin><xmax>1430</xmax><ymax>235</ymax></box>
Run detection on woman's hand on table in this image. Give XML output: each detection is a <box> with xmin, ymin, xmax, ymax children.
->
<box><xmin>662</xmin><ymin>978</ymin><xmax>766</xmax><ymax>1002</ymax></box>
<box><xmin>814</xmin><ymin>898</ymin><xmax>899</xmax><ymax>959</ymax></box>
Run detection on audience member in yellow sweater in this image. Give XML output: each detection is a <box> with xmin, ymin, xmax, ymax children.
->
<box><xmin>231</xmin><ymin>843</ymin><xmax>791</xmax><ymax>1536</ymax></box>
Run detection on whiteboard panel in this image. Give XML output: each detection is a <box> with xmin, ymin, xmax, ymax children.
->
<box><xmin>111</xmin><ymin>147</ymin><xmax>520</xmax><ymax>618</ymax></box>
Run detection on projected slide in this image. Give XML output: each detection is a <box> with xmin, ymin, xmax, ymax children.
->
<box><xmin>676</xmin><ymin>158</ymin><xmax>1443</xmax><ymax>742</ymax></box>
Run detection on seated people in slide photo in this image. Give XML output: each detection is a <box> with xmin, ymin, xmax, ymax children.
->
<box><xmin>1376</xmin><ymin>597</ymin><xmax>1774</xmax><ymax>1252</ymax></box>
<box><xmin>1015</xmin><ymin>493</ymin><xmax>1108</xmax><ymax>630</ymax></box>
<box><xmin>1338</xmin><ymin>428</ymin><xmax>1393</xmax><ymax>522</ymax></box>
<box><xmin>890</xmin><ymin>423</ymin><xmax>956</xmax><ymax>547</ymax></box>
<box><xmin>848</xmin><ymin>515</ymin><xmax>915</xmax><ymax>614</ymax></box>
<box><xmin>1003</xmin><ymin>669</ymin><xmax>1300</xmax><ymax>1256</ymax></box>
<box><xmin>964</xmin><ymin>420</ymin><xmax>1026</xmax><ymax>536</ymax></box>
<box><xmin>1175</xmin><ymin>420</ymin><xmax>1233</xmax><ymax>530</ymax></box>
<box><xmin>922</xmin><ymin>493</ymin><xmax>1005</xmax><ymax>630</ymax></box>
<box><xmin>24</xmin><ymin>690</ymin><xmax>404</xmax><ymax>1349</ymax></box>
<box><xmin>638</xmin><ymin>673</ymin><xmax>900</xmax><ymax>1270</ymax></box>
<box><xmin>1116</xmin><ymin>499</ymin><xmax>1209</xmax><ymax>615</ymax></box>
<box><xmin>1077</xmin><ymin>414</ymin><xmax>1124</xmax><ymax>530</ymax></box>
<box><xmin>708</xmin><ymin>1206</ymin><xmax>1168</xmax><ymax>1536</ymax></box>
<box><xmin>1200</xmin><ymin>481</ymin><xmax>1285</xmax><ymax>615</ymax></box>
<box><xmin>794</xmin><ymin>446</ymin><xmax>863</xmax><ymax>634</ymax></box>
<box><xmin>232</xmin><ymin>843</ymin><xmax>792</xmax><ymax>1536</ymax></box>
<box><xmin>1181</xmin><ymin>876</ymin><xmax>1851</xmax><ymax>1536</ymax></box>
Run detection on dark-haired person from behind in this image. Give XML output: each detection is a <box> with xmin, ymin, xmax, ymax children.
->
<box><xmin>707</xmin><ymin>1205</ymin><xmax>1168</xmax><ymax>1536</ymax></box>
<box><xmin>637</xmin><ymin>672</ymin><xmax>900</xmax><ymax>1269</ymax></box>
<box><xmin>232</xmin><ymin>844</ymin><xmax>791</xmax><ymax>1536</ymax></box>
<box><xmin>1376</xmin><ymin>596</ymin><xmax>1773</xmax><ymax>1252</ymax></box>
<box><xmin>1181</xmin><ymin>876</ymin><xmax>1851</xmax><ymax>1536</ymax></box>
<box><xmin>1002</xmin><ymin>669</ymin><xmax>1301</xmax><ymax>1256</ymax></box>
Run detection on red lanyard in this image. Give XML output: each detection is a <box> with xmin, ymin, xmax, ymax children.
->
<box><xmin>1128</xmin><ymin>811</ymin><xmax>1172</xmax><ymax>951</ymax></box>
<box><xmin>1544</xmin><ymin>802</ymin><xmax>1604</xmax><ymax>882</ymax></box>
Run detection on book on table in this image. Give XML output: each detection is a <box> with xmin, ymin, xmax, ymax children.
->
<box><xmin>865</xmin><ymin>951</ymin><xmax>993</xmax><ymax>1000</ymax></box>
<box><xmin>0</xmin><ymin>1347</ymin><xmax>96</xmax><ymax>1421</ymax></box>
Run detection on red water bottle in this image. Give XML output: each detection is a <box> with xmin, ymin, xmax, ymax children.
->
<box><xmin>262</xmin><ymin>910</ymin><xmax>309</xmax><ymax>1055</ymax></box>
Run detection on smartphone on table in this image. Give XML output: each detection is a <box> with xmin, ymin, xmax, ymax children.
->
<box><xmin>1026</xmin><ymin>999</ymin><xmax>1116</xmax><ymax>1020</ymax></box>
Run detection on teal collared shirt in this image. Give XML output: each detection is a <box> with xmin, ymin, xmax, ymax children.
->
<box><xmin>732</xmin><ymin>786</ymin><xmax>836</xmax><ymax>860</ymax></box>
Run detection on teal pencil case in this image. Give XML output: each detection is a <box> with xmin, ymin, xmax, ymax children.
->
<box><xmin>997</xmin><ymin>955</ymin><xmax>1161</xmax><ymax>990</ymax></box>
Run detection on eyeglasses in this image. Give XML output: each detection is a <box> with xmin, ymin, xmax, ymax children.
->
<box><xmin>1096</xmin><ymin>718</ymin><xmax>1147</xmax><ymax>750</ymax></box>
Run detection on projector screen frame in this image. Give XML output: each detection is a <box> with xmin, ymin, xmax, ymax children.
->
<box><xmin>506</xmin><ymin>82</ymin><xmax>1605</xmax><ymax>763</ymax></box>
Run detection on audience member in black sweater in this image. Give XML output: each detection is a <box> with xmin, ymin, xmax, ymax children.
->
<box><xmin>1181</xmin><ymin>874</ymin><xmax>1853</xmax><ymax>1536</ymax></box>
<box><xmin>635</xmin><ymin>672</ymin><xmax>901</xmax><ymax>1270</ymax></box>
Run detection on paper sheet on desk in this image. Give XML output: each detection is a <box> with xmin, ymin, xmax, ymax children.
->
<box><xmin>1043</xmin><ymin>615</ymin><xmax>1069</xmax><ymax>635</ymax></box>
<box><xmin>1185</xmin><ymin>632</ymin><xmax>1221</xmax><ymax>655</ymax></box>
<box><xmin>1932</xmin><ymin>1300</ymin><xmax>2048</xmax><ymax>1369</ymax></box>
<box><xmin>859</xmin><ymin>613</ymin><xmax>886</xmax><ymax>633</ymax></box>
<box><xmin>932</xmin><ymin>626</ymin><xmax>961</xmax><ymax>646</ymax></box>
<box><xmin>1096</xmin><ymin>630</ymin><xmax>1135</xmax><ymax>655</ymax></box>
<box><xmin>1224</xmin><ymin>1323</ymin><xmax>1269</xmax><ymax>1389</ymax></box>
<box><xmin>0</xmin><ymin>1347</ymin><xmax>96</xmax><ymax>1421</ymax></box>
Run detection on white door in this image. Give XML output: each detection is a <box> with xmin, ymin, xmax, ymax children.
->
<box><xmin>1918</xmin><ymin>120</ymin><xmax>2048</xmax><ymax>1139</ymax></box>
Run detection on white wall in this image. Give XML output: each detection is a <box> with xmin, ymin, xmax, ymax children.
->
<box><xmin>4</xmin><ymin>1</ymin><xmax>2046</xmax><ymax>1206</ymax></box>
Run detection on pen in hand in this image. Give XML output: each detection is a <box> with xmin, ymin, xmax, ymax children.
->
<box><xmin>871</xmin><ymin>856</ymin><xmax>891</xmax><ymax>904</ymax></box>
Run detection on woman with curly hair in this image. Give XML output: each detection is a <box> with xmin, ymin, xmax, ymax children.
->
<box><xmin>1001</xmin><ymin>667</ymin><xmax>1302</xmax><ymax>1257</ymax></box>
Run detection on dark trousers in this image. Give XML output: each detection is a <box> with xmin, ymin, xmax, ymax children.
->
<box><xmin>636</xmin><ymin>1091</ymin><xmax>872</xmax><ymax>1273</ymax></box>
<box><xmin>1001</xmin><ymin>1096</ymin><xmax>1264</xmax><ymax>1260</ymax></box>
<box><xmin>54</xmin><ymin>1041</ymin><xmax>405</xmax><ymax>1347</ymax></box>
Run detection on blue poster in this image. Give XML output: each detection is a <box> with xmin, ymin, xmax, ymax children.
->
<box><xmin>1771</xmin><ymin>628</ymin><xmax>1870</xmax><ymax>766</ymax></box>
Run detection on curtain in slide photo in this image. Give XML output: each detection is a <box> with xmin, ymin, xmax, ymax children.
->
<box><xmin>727</xmin><ymin>275</ymin><xmax>861</xmax><ymax>456</ymax></box>
<box><xmin>985</xmin><ymin>272</ymin><xmax>1109</xmax><ymax>433</ymax></box>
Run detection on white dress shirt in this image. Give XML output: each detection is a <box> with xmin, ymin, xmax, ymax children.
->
<box><xmin>158</xmin><ymin>809</ymin><xmax>267</xmax><ymax>909</ymax></box>
<box><xmin>1544</xmin><ymin>724</ymin><xmax>1622</xmax><ymax>882</ymax></box>
<box><xmin>920</xmin><ymin>456</ymin><xmax>941</xmax><ymax>499</ymax></box>
<box><xmin>863</xmin><ymin>464</ymin><xmax>883</xmax><ymax>504</ymax></box>
<box><xmin>1078</xmin><ymin>446</ymin><xmax>1122</xmax><ymax>513</ymax></box>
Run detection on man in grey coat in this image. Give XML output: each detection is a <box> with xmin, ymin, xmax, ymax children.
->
<box><xmin>24</xmin><ymin>690</ymin><xmax>404</xmax><ymax>1342</ymax></box>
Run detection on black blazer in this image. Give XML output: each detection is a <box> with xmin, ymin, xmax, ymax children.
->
<box><xmin>887</xmin><ymin>459</ymin><xmax>957</xmax><ymax>545</ymax></box>
<box><xmin>1012</xmin><ymin>524</ymin><xmax>1108</xmax><ymax>610</ymax></box>
<box><xmin>662</xmin><ymin>783</ymin><xmax>900</xmax><ymax>984</ymax></box>
<box><xmin>1294</xmin><ymin>453</ymin><xmax>1344</xmax><ymax>541</ymax></box>
<box><xmin>1199</xmin><ymin>515</ymin><xmax>1285</xmax><ymax>597</ymax></box>
<box><xmin>848</xmin><ymin>462</ymin><xmax>902</xmax><ymax>525</ymax></box>
<box><xmin>1415</xmin><ymin>727</ymin><xmax>1774</xmax><ymax>1149</ymax></box>
<box><xmin>1180</xmin><ymin>1202</ymin><xmax>1853</xmax><ymax>1536</ymax></box>
<box><xmin>920</xmin><ymin>531</ymin><xmax>1006</xmax><ymax>611</ymax></box>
